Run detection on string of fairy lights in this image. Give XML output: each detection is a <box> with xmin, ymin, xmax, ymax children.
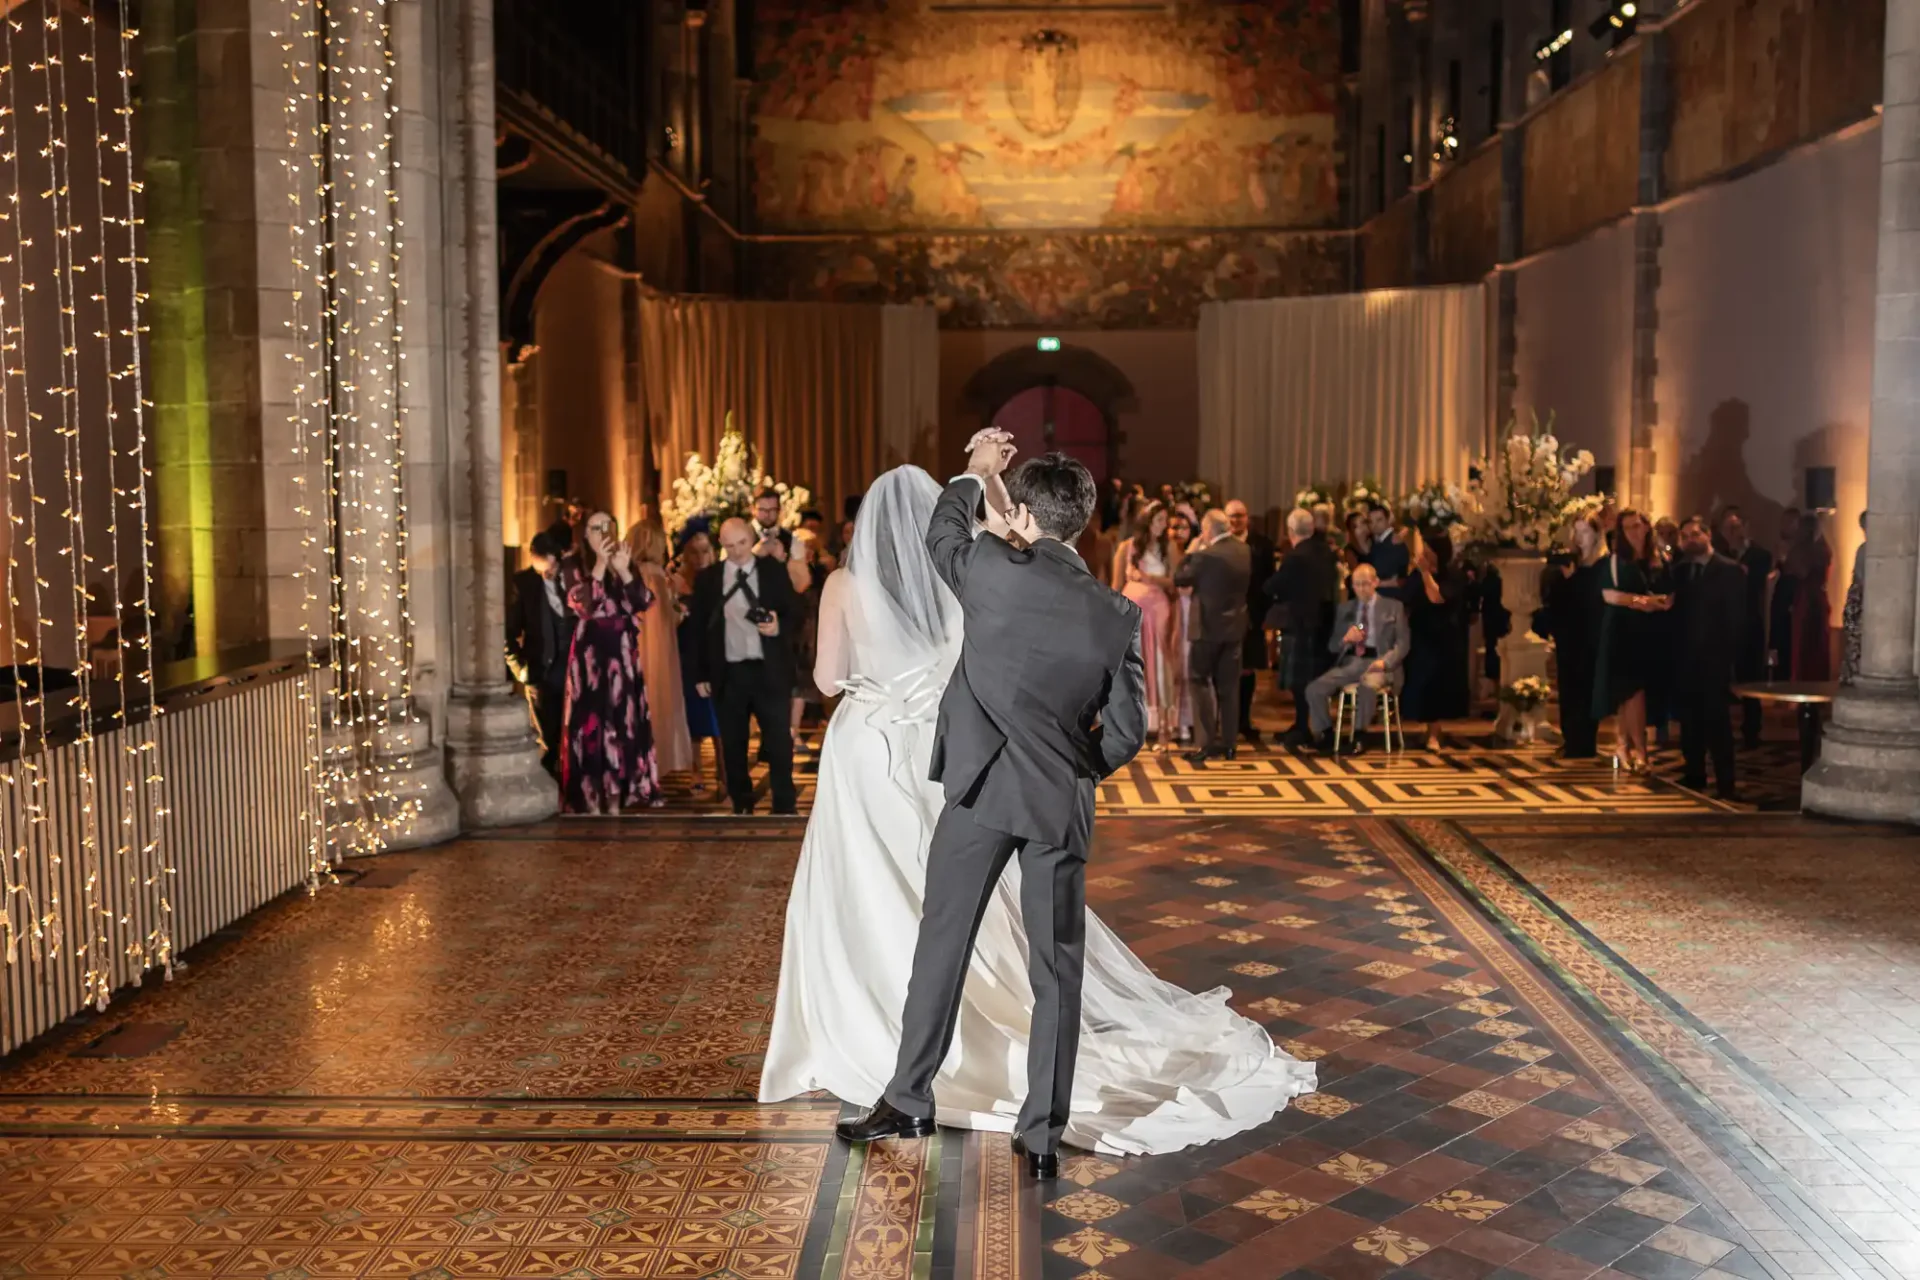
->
<box><xmin>0</xmin><ymin>1</ymin><xmax>170</xmax><ymax>1007</ymax></box>
<box><xmin>278</xmin><ymin>0</ymin><xmax>419</xmax><ymax>874</ymax></box>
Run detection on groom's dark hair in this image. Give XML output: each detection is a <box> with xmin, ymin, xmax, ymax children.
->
<box><xmin>1008</xmin><ymin>452</ymin><xmax>1098</xmax><ymax>544</ymax></box>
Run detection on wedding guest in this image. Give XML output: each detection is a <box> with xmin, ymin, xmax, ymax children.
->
<box><xmin>1311</xmin><ymin>502</ymin><xmax>1335</xmax><ymax>539</ymax></box>
<box><xmin>1784</xmin><ymin>508</ymin><xmax>1834</xmax><ymax>680</ymax></box>
<box><xmin>1402</xmin><ymin>529</ymin><xmax>1470</xmax><ymax>751</ymax></box>
<box><xmin>562</xmin><ymin>512</ymin><xmax>662</xmax><ymax>813</ymax></box>
<box><xmin>1305</xmin><ymin>564</ymin><xmax>1408</xmax><ymax>756</ymax></box>
<box><xmin>1715</xmin><ymin>506</ymin><xmax>1774</xmax><ymax>747</ymax></box>
<box><xmin>1265</xmin><ymin>508</ymin><xmax>1337</xmax><ymax>749</ymax></box>
<box><xmin>1769</xmin><ymin>508</ymin><xmax>1803</xmax><ymax>679</ymax></box>
<box><xmin>1842</xmin><ymin>511</ymin><xmax>1866</xmax><ymax>685</ymax></box>
<box><xmin>1226</xmin><ymin>499</ymin><xmax>1276</xmax><ymax>748</ymax></box>
<box><xmin>1595</xmin><ymin>509</ymin><xmax>1671</xmax><ymax>772</ymax></box>
<box><xmin>1115</xmin><ymin>499</ymin><xmax>1178</xmax><ymax>753</ymax></box>
<box><xmin>787</xmin><ymin>527</ymin><xmax>830</xmax><ymax>757</ymax></box>
<box><xmin>752</xmin><ymin>488</ymin><xmax>792</xmax><ymax>559</ymax></box>
<box><xmin>1646</xmin><ymin>517</ymin><xmax>1681</xmax><ymax>748</ymax></box>
<box><xmin>627</xmin><ymin>520</ymin><xmax>694</xmax><ymax>778</ymax></box>
<box><xmin>1672</xmin><ymin>516</ymin><xmax>1744</xmax><ymax>800</ymax></box>
<box><xmin>506</xmin><ymin>530</ymin><xmax>575</xmax><ymax>777</ymax></box>
<box><xmin>1176</xmin><ymin>509</ymin><xmax>1252</xmax><ymax>765</ymax></box>
<box><xmin>1544</xmin><ymin>514</ymin><xmax>1607</xmax><ymax>759</ymax></box>
<box><xmin>689</xmin><ymin>517</ymin><xmax>802</xmax><ymax>815</ymax></box>
<box><xmin>674</xmin><ymin>529</ymin><xmax>723</xmax><ymax>797</ymax></box>
<box><xmin>1167</xmin><ymin>509</ymin><xmax>1197</xmax><ymax>744</ymax></box>
<box><xmin>1364</xmin><ymin>502</ymin><xmax>1410</xmax><ymax>603</ymax></box>
<box><xmin>1341</xmin><ymin>510</ymin><xmax>1372</xmax><ymax>582</ymax></box>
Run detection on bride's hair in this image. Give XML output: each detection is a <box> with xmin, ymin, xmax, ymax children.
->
<box><xmin>844</xmin><ymin>465</ymin><xmax>958</xmax><ymax>655</ymax></box>
<box><xmin>1009</xmin><ymin>453</ymin><xmax>1098</xmax><ymax>544</ymax></box>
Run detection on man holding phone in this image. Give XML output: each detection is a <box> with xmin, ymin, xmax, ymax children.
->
<box><xmin>752</xmin><ymin>488</ymin><xmax>792</xmax><ymax>561</ymax></box>
<box><xmin>1302</xmin><ymin>564</ymin><xmax>1408</xmax><ymax>755</ymax></box>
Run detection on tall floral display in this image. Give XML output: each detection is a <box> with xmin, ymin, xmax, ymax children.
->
<box><xmin>1461</xmin><ymin>414</ymin><xmax>1598</xmax><ymax>552</ymax></box>
<box><xmin>660</xmin><ymin>417</ymin><xmax>813</xmax><ymax>538</ymax></box>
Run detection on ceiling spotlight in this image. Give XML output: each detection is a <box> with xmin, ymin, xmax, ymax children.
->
<box><xmin>1534</xmin><ymin>27</ymin><xmax>1573</xmax><ymax>60</ymax></box>
<box><xmin>1590</xmin><ymin>0</ymin><xmax>1638</xmax><ymax>44</ymax></box>
<box><xmin>1621</xmin><ymin>2</ymin><xmax>1637</xmax><ymax>14</ymax></box>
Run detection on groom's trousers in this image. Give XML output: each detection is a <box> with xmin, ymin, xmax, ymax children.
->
<box><xmin>884</xmin><ymin>791</ymin><xmax>1091</xmax><ymax>1155</ymax></box>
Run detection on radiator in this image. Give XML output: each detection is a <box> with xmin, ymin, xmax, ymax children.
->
<box><xmin>0</xmin><ymin>664</ymin><xmax>322</xmax><ymax>1056</ymax></box>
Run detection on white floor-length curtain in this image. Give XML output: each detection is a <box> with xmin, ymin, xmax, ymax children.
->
<box><xmin>1197</xmin><ymin>287</ymin><xmax>1487</xmax><ymax>516</ymax></box>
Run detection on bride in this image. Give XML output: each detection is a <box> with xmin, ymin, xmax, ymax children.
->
<box><xmin>758</xmin><ymin>464</ymin><xmax>1315</xmax><ymax>1156</ymax></box>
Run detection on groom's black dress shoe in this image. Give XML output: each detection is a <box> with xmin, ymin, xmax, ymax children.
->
<box><xmin>1010</xmin><ymin>1136</ymin><xmax>1059</xmax><ymax>1179</ymax></box>
<box><xmin>836</xmin><ymin>1101</ymin><xmax>935</xmax><ymax>1144</ymax></box>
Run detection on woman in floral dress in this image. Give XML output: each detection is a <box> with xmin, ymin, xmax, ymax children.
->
<box><xmin>561</xmin><ymin>512</ymin><xmax>662</xmax><ymax>813</ymax></box>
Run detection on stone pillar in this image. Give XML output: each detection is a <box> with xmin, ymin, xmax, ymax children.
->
<box><xmin>1805</xmin><ymin>0</ymin><xmax>1920</xmax><ymax>822</ymax></box>
<box><xmin>436</xmin><ymin>0</ymin><xmax>560</xmax><ymax>828</ymax></box>
<box><xmin>1626</xmin><ymin>30</ymin><xmax>1668</xmax><ymax>513</ymax></box>
<box><xmin>1493</xmin><ymin>123</ymin><xmax>1524</xmax><ymax>435</ymax></box>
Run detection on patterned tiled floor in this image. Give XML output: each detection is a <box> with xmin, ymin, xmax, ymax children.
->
<box><xmin>0</xmin><ymin>813</ymin><xmax>1889</xmax><ymax>1277</ymax></box>
<box><xmin>1419</xmin><ymin>816</ymin><xmax>1920</xmax><ymax>1279</ymax></box>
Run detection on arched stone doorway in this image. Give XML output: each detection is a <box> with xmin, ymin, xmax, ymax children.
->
<box><xmin>957</xmin><ymin>342</ymin><xmax>1138</xmax><ymax>485</ymax></box>
<box><xmin>994</xmin><ymin>386</ymin><xmax>1110</xmax><ymax>486</ymax></box>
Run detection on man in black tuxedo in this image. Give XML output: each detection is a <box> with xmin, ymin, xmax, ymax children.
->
<box><xmin>688</xmin><ymin>518</ymin><xmax>802</xmax><ymax>814</ymax></box>
<box><xmin>1225</xmin><ymin>499</ymin><xmax>1275</xmax><ymax>747</ymax></box>
<box><xmin>506</xmin><ymin>531</ymin><xmax>575</xmax><ymax>777</ymax></box>
<box><xmin>1265</xmin><ymin>508</ymin><xmax>1339</xmax><ymax>748</ymax></box>
<box><xmin>1175</xmin><ymin>509</ymin><xmax>1252</xmax><ymax>765</ymax></box>
<box><xmin>1674</xmin><ymin>516</ymin><xmax>1746</xmax><ymax>800</ymax></box>
<box><xmin>837</xmin><ymin>434</ymin><xmax>1147</xmax><ymax>1180</ymax></box>
<box><xmin>1715</xmin><ymin>506</ymin><xmax>1774</xmax><ymax>747</ymax></box>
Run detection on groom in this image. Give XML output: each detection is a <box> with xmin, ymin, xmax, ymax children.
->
<box><xmin>835</xmin><ymin>431</ymin><xmax>1148</xmax><ymax>1178</ymax></box>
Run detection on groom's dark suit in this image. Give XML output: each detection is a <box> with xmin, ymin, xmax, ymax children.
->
<box><xmin>884</xmin><ymin>476</ymin><xmax>1148</xmax><ymax>1156</ymax></box>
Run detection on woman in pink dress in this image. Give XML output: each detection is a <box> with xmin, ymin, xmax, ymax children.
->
<box><xmin>1112</xmin><ymin>500</ymin><xmax>1178</xmax><ymax>752</ymax></box>
<box><xmin>1167</xmin><ymin>508</ymin><xmax>1196</xmax><ymax>745</ymax></box>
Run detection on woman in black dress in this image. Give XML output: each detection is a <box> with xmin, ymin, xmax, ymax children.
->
<box><xmin>1546</xmin><ymin>513</ymin><xmax>1607</xmax><ymax>758</ymax></box>
<box><xmin>1402</xmin><ymin>530</ymin><xmax>1471</xmax><ymax>750</ymax></box>
<box><xmin>1593</xmin><ymin>508</ymin><xmax>1672</xmax><ymax>772</ymax></box>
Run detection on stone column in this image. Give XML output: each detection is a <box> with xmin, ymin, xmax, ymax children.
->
<box><xmin>436</xmin><ymin>0</ymin><xmax>560</xmax><ymax>828</ymax></box>
<box><xmin>1493</xmin><ymin>123</ymin><xmax>1524</xmax><ymax>435</ymax></box>
<box><xmin>1805</xmin><ymin>0</ymin><xmax>1920</xmax><ymax>822</ymax></box>
<box><xmin>1626</xmin><ymin>31</ymin><xmax>1669</xmax><ymax>513</ymax></box>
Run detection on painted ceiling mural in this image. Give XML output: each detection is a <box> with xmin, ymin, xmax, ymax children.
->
<box><xmin>750</xmin><ymin>0</ymin><xmax>1345</xmax><ymax>236</ymax></box>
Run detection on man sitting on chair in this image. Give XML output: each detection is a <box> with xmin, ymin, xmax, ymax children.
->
<box><xmin>1305</xmin><ymin>564</ymin><xmax>1409</xmax><ymax>756</ymax></box>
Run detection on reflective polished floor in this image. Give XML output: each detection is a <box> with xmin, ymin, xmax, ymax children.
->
<box><xmin>0</xmin><ymin>723</ymin><xmax>1913</xmax><ymax>1279</ymax></box>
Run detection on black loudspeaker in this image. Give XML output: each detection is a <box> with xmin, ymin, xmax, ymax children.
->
<box><xmin>1592</xmin><ymin>465</ymin><xmax>1616</xmax><ymax>496</ymax></box>
<box><xmin>546</xmin><ymin>469</ymin><xmax>569</xmax><ymax>498</ymax></box>
<box><xmin>1805</xmin><ymin>466</ymin><xmax>1837</xmax><ymax>512</ymax></box>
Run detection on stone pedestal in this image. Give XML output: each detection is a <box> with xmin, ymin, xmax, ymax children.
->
<box><xmin>376</xmin><ymin>717</ymin><xmax>464</xmax><ymax>850</ymax></box>
<box><xmin>1804</xmin><ymin>0</ymin><xmax>1920</xmax><ymax>823</ymax></box>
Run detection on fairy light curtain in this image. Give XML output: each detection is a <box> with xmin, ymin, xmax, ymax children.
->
<box><xmin>277</xmin><ymin>0</ymin><xmax>419</xmax><ymax>866</ymax></box>
<box><xmin>0</xmin><ymin>2</ymin><xmax>171</xmax><ymax>1007</ymax></box>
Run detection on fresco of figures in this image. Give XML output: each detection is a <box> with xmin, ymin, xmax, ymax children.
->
<box><xmin>750</xmin><ymin>0</ymin><xmax>1343</xmax><ymax>235</ymax></box>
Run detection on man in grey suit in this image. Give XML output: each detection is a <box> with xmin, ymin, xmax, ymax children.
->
<box><xmin>1303</xmin><ymin>563</ymin><xmax>1409</xmax><ymax>756</ymax></box>
<box><xmin>835</xmin><ymin>432</ymin><xmax>1148</xmax><ymax>1180</ymax></box>
<box><xmin>1175</xmin><ymin>508</ymin><xmax>1251</xmax><ymax>766</ymax></box>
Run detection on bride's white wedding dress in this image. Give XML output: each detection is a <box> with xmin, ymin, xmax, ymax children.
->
<box><xmin>757</xmin><ymin>466</ymin><xmax>1315</xmax><ymax>1156</ymax></box>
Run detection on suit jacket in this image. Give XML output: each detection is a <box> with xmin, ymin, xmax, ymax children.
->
<box><xmin>1265</xmin><ymin>535</ymin><xmax>1338</xmax><ymax>638</ymax></box>
<box><xmin>1327</xmin><ymin>595</ymin><xmax>1411</xmax><ymax>671</ymax></box>
<box><xmin>1174</xmin><ymin>538</ymin><xmax>1252</xmax><ymax>647</ymax></box>
<box><xmin>687</xmin><ymin>555</ymin><xmax>803</xmax><ymax>693</ymax></box>
<box><xmin>925</xmin><ymin>477</ymin><xmax>1147</xmax><ymax>847</ymax></box>
<box><xmin>1241</xmin><ymin>530</ymin><xmax>1277</xmax><ymax>660</ymax></box>
<box><xmin>1673</xmin><ymin>553</ymin><xmax>1746</xmax><ymax>689</ymax></box>
<box><xmin>507</xmin><ymin>567</ymin><xmax>574</xmax><ymax>690</ymax></box>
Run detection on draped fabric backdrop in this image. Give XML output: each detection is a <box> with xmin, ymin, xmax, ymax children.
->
<box><xmin>639</xmin><ymin>299</ymin><xmax>940</xmax><ymax>523</ymax></box>
<box><xmin>1197</xmin><ymin>287</ymin><xmax>1487</xmax><ymax>517</ymax></box>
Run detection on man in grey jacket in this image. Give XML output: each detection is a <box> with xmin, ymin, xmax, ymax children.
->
<box><xmin>835</xmin><ymin>431</ymin><xmax>1148</xmax><ymax>1180</ymax></box>
<box><xmin>1303</xmin><ymin>563</ymin><xmax>1409</xmax><ymax>755</ymax></box>
<box><xmin>1174</xmin><ymin>509</ymin><xmax>1251</xmax><ymax>765</ymax></box>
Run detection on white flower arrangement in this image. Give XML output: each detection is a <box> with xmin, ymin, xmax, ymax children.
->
<box><xmin>1294</xmin><ymin>482</ymin><xmax>1335</xmax><ymax>511</ymax></box>
<box><xmin>660</xmin><ymin>414</ymin><xmax>813</xmax><ymax>536</ymax></box>
<box><xmin>1399</xmin><ymin>480</ymin><xmax>1469</xmax><ymax>537</ymax></box>
<box><xmin>1342</xmin><ymin>476</ymin><xmax>1390</xmax><ymax>518</ymax></box>
<box><xmin>1497</xmin><ymin>675</ymin><xmax>1554</xmax><ymax>711</ymax></box>
<box><xmin>1461</xmin><ymin>412</ymin><xmax>1597</xmax><ymax>552</ymax></box>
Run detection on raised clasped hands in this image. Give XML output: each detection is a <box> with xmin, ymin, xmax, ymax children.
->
<box><xmin>964</xmin><ymin>427</ymin><xmax>1016</xmax><ymax>479</ymax></box>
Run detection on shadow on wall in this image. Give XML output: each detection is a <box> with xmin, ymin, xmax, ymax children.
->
<box><xmin>1676</xmin><ymin>399</ymin><xmax>1786</xmax><ymax>529</ymax></box>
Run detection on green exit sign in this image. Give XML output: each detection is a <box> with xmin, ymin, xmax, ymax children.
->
<box><xmin>1036</xmin><ymin>336</ymin><xmax>1061</xmax><ymax>352</ymax></box>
